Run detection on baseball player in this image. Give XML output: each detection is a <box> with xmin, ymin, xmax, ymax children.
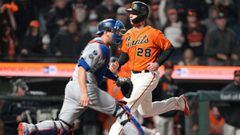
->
<box><xmin>18</xmin><ymin>19</ymin><xmax>144</xmax><ymax>135</ymax></box>
<box><xmin>109</xmin><ymin>1</ymin><xmax>190</xmax><ymax>134</ymax></box>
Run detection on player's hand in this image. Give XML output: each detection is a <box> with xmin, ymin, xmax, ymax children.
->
<box><xmin>80</xmin><ymin>94</ymin><xmax>92</xmax><ymax>107</ymax></box>
<box><xmin>147</xmin><ymin>62</ymin><xmax>159</xmax><ymax>71</ymax></box>
<box><xmin>110</xmin><ymin>61</ymin><xmax>119</xmax><ymax>74</ymax></box>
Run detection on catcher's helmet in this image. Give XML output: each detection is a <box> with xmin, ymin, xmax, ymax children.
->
<box><xmin>126</xmin><ymin>1</ymin><xmax>149</xmax><ymax>24</ymax></box>
<box><xmin>96</xmin><ymin>19</ymin><xmax>126</xmax><ymax>45</ymax></box>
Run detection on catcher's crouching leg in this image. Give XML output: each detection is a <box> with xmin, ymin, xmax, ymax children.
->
<box><xmin>18</xmin><ymin>119</ymin><xmax>73</xmax><ymax>135</ymax></box>
<box><xmin>113</xmin><ymin>100</ymin><xmax>144</xmax><ymax>135</ymax></box>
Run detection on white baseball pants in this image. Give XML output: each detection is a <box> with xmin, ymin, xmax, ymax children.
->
<box><xmin>109</xmin><ymin>71</ymin><xmax>181</xmax><ymax>135</ymax></box>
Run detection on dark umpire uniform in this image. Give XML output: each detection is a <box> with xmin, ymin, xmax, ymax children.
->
<box><xmin>0</xmin><ymin>79</ymin><xmax>29</xmax><ymax>135</ymax></box>
<box><xmin>220</xmin><ymin>70</ymin><xmax>240</xmax><ymax>135</ymax></box>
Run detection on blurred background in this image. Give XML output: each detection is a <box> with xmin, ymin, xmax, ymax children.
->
<box><xmin>0</xmin><ymin>0</ymin><xmax>240</xmax><ymax>135</ymax></box>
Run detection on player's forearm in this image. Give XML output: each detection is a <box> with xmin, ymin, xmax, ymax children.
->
<box><xmin>78</xmin><ymin>67</ymin><xmax>88</xmax><ymax>95</ymax></box>
<box><xmin>156</xmin><ymin>45</ymin><xmax>174</xmax><ymax>66</ymax></box>
<box><xmin>118</xmin><ymin>52</ymin><xmax>129</xmax><ymax>67</ymax></box>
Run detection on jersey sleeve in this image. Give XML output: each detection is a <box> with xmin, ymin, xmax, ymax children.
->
<box><xmin>153</xmin><ymin>30</ymin><xmax>172</xmax><ymax>51</ymax></box>
<box><xmin>121</xmin><ymin>34</ymin><xmax>128</xmax><ymax>53</ymax></box>
<box><xmin>78</xmin><ymin>44</ymin><xmax>102</xmax><ymax>71</ymax></box>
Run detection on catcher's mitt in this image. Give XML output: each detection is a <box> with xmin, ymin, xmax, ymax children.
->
<box><xmin>116</xmin><ymin>78</ymin><xmax>133</xmax><ymax>98</ymax></box>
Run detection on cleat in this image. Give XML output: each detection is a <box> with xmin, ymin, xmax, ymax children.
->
<box><xmin>179</xmin><ymin>95</ymin><xmax>190</xmax><ymax>116</ymax></box>
<box><xmin>18</xmin><ymin>122</ymin><xmax>29</xmax><ymax>135</ymax></box>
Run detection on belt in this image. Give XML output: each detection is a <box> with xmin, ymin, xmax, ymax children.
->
<box><xmin>132</xmin><ymin>70</ymin><xmax>150</xmax><ymax>74</ymax></box>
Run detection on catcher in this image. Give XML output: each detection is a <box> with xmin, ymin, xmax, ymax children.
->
<box><xmin>18</xmin><ymin>19</ymin><xmax>143</xmax><ymax>135</ymax></box>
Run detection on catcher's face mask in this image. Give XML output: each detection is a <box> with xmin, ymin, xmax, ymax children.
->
<box><xmin>111</xmin><ymin>20</ymin><xmax>126</xmax><ymax>45</ymax></box>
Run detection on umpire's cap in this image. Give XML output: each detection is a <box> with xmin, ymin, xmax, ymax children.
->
<box><xmin>12</xmin><ymin>79</ymin><xmax>29</xmax><ymax>92</ymax></box>
<box><xmin>126</xmin><ymin>1</ymin><xmax>149</xmax><ymax>24</ymax></box>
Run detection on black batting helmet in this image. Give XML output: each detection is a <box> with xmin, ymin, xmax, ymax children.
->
<box><xmin>126</xmin><ymin>1</ymin><xmax>149</xmax><ymax>24</ymax></box>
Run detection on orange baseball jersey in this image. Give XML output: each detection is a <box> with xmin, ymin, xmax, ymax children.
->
<box><xmin>121</xmin><ymin>25</ymin><xmax>172</xmax><ymax>71</ymax></box>
<box><xmin>121</xmin><ymin>26</ymin><xmax>171</xmax><ymax>71</ymax></box>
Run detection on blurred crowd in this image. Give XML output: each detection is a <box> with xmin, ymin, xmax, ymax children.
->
<box><xmin>0</xmin><ymin>0</ymin><xmax>239</xmax><ymax>65</ymax></box>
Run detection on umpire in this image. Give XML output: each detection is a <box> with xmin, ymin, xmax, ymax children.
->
<box><xmin>0</xmin><ymin>79</ymin><xmax>29</xmax><ymax>135</ymax></box>
<box><xmin>221</xmin><ymin>70</ymin><xmax>240</xmax><ymax>135</ymax></box>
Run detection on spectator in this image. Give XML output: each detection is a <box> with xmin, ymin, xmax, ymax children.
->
<box><xmin>209</xmin><ymin>106</ymin><xmax>225</xmax><ymax>135</ymax></box>
<box><xmin>212</xmin><ymin>0</ymin><xmax>237</xmax><ymax>27</ymax></box>
<box><xmin>179</xmin><ymin>0</ymin><xmax>209</xmax><ymax>20</ymax></box>
<box><xmin>116</xmin><ymin>7</ymin><xmax>131</xmax><ymax>30</ymax></box>
<box><xmin>0</xmin><ymin>79</ymin><xmax>29</xmax><ymax>135</ymax></box>
<box><xmin>80</xmin><ymin>12</ymin><xmax>98</xmax><ymax>53</ymax></box>
<box><xmin>121</xmin><ymin>0</ymin><xmax>132</xmax><ymax>10</ymax></box>
<box><xmin>178</xmin><ymin>48</ymin><xmax>199</xmax><ymax>66</ymax></box>
<box><xmin>221</xmin><ymin>70</ymin><xmax>240</xmax><ymax>135</ymax></box>
<box><xmin>152</xmin><ymin>61</ymin><xmax>183</xmax><ymax>135</ymax></box>
<box><xmin>0</xmin><ymin>24</ymin><xmax>17</xmax><ymax>60</ymax></box>
<box><xmin>158</xmin><ymin>0</ymin><xmax>185</xmax><ymax>29</ymax></box>
<box><xmin>45</xmin><ymin>0</ymin><xmax>73</xmax><ymax>39</ymax></box>
<box><xmin>95</xmin><ymin>0</ymin><xmax>119</xmax><ymax>20</ymax></box>
<box><xmin>0</xmin><ymin>1</ymin><xmax>18</xmax><ymax>31</ymax></box>
<box><xmin>149</xmin><ymin>0</ymin><xmax>161</xmax><ymax>29</ymax></box>
<box><xmin>51</xmin><ymin>20</ymin><xmax>81</xmax><ymax>59</ymax></box>
<box><xmin>20</xmin><ymin>20</ymin><xmax>46</xmax><ymax>58</ymax></box>
<box><xmin>222</xmin><ymin>70</ymin><xmax>240</xmax><ymax>92</ymax></box>
<box><xmin>13</xmin><ymin>0</ymin><xmax>37</xmax><ymax>40</ymax></box>
<box><xmin>183</xmin><ymin>10</ymin><xmax>207</xmax><ymax>57</ymax></box>
<box><xmin>41</xmin><ymin>33</ymin><xmax>51</xmax><ymax>56</ymax></box>
<box><xmin>201</xmin><ymin>6</ymin><xmax>219</xmax><ymax>32</ymax></box>
<box><xmin>72</xmin><ymin>1</ymin><xmax>87</xmax><ymax>24</ymax></box>
<box><xmin>204</xmin><ymin>11</ymin><xmax>239</xmax><ymax>66</ymax></box>
<box><xmin>163</xmin><ymin>8</ymin><xmax>185</xmax><ymax>63</ymax></box>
